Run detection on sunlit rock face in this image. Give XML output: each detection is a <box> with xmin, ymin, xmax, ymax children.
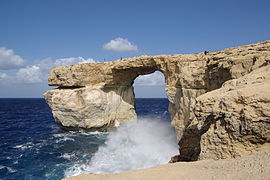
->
<box><xmin>44</xmin><ymin>40</ymin><xmax>270</xmax><ymax>160</ymax></box>
<box><xmin>197</xmin><ymin>65</ymin><xmax>270</xmax><ymax>160</ymax></box>
<box><xmin>179</xmin><ymin>65</ymin><xmax>270</xmax><ymax>161</ymax></box>
<box><xmin>44</xmin><ymin>86</ymin><xmax>136</xmax><ymax>130</ymax></box>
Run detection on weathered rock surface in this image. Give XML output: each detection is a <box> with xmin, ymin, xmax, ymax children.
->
<box><xmin>44</xmin><ymin>86</ymin><xmax>136</xmax><ymax>130</ymax></box>
<box><xmin>44</xmin><ymin>40</ymin><xmax>270</xmax><ymax>160</ymax></box>
<box><xmin>179</xmin><ymin>65</ymin><xmax>270</xmax><ymax>160</ymax></box>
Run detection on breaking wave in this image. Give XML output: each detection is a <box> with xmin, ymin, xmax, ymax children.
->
<box><xmin>0</xmin><ymin>165</ymin><xmax>17</xmax><ymax>173</ymax></box>
<box><xmin>65</xmin><ymin>118</ymin><xmax>178</xmax><ymax>177</ymax></box>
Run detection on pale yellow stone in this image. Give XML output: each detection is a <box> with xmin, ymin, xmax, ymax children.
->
<box><xmin>44</xmin><ymin>40</ymin><xmax>270</xmax><ymax>160</ymax></box>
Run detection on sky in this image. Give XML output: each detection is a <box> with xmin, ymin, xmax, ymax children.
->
<box><xmin>0</xmin><ymin>0</ymin><xmax>270</xmax><ymax>98</ymax></box>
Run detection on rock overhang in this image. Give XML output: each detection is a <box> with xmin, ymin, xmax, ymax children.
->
<box><xmin>45</xmin><ymin>40</ymin><xmax>270</xmax><ymax>161</ymax></box>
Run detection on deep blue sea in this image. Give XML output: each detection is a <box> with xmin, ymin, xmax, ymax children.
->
<box><xmin>0</xmin><ymin>98</ymin><xmax>176</xmax><ymax>180</ymax></box>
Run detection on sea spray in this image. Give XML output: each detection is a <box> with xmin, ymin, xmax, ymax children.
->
<box><xmin>65</xmin><ymin>118</ymin><xmax>178</xmax><ymax>177</ymax></box>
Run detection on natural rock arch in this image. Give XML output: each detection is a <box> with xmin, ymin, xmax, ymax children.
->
<box><xmin>45</xmin><ymin>41</ymin><xmax>270</xmax><ymax>161</ymax></box>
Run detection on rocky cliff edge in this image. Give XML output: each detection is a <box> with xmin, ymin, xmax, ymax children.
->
<box><xmin>44</xmin><ymin>40</ymin><xmax>270</xmax><ymax>160</ymax></box>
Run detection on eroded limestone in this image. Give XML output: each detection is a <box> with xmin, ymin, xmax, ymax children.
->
<box><xmin>44</xmin><ymin>86</ymin><xmax>136</xmax><ymax>130</ymax></box>
<box><xmin>44</xmin><ymin>40</ymin><xmax>270</xmax><ymax>160</ymax></box>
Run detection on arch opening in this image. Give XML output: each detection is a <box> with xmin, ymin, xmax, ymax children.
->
<box><xmin>121</xmin><ymin>70</ymin><xmax>179</xmax><ymax>167</ymax></box>
<box><xmin>133</xmin><ymin>70</ymin><xmax>170</xmax><ymax>121</ymax></box>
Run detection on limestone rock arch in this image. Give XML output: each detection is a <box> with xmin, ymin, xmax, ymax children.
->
<box><xmin>44</xmin><ymin>40</ymin><xmax>270</xmax><ymax>160</ymax></box>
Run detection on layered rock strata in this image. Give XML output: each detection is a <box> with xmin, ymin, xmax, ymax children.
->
<box><xmin>44</xmin><ymin>40</ymin><xmax>270</xmax><ymax>160</ymax></box>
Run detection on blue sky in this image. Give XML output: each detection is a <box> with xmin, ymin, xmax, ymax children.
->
<box><xmin>0</xmin><ymin>0</ymin><xmax>269</xmax><ymax>98</ymax></box>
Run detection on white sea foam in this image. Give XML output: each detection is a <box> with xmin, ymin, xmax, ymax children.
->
<box><xmin>81</xmin><ymin>131</ymin><xmax>109</xmax><ymax>135</ymax></box>
<box><xmin>61</xmin><ymin>153</ymin><xmax>76</xmax><ymax>160</ymax></box>
<box><xmin>13</xmin><ymin>160</ymin><xmax>18</xmax><ymax>164</ymax></box>
<box><xmin>14</xmin><ymin>142</ymin><xmax>34</xmax><ymax>150</ymax></box>
<box><xmin>0</xmin><ymin>165</ymin><xmax>17</xmax><ymax>173</ymax></box>
<box><xmin>55</xmin><ymin>136</ymin><xmax>75</xmax><ymax>143</ymax></box>
<box><xmin>65</xmin><ymin>118</ymin><xmax>178</xmax><ymax>177</ymax></box>
<box><xmin>53</xmin><ymin>133</ymin><xmax>75</xmax><ymax>138</ymax></box>
<box><xmin>53</xmin><ymin>131</ymin><xmax>108</xmax><ymax>139</ymax></box>
<box><xmin>13</xmin><ymin>141</ymin><xmax>47</xmax><ymax>152</ymax></box>
<box><xmin>6</xmin><ymin>166</ymin><xmax>16</xmax><ymax>173</ymax></box>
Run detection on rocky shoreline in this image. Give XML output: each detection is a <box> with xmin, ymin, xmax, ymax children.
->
<box><xmin>44</xmin><ymin>41</ymin><xmax>270</xmax><ymax>179</ymax></box>
<box><xmin>64</xmin><ymin>149</ymin><xmax>270</xmax><ymax>180</ymax></box>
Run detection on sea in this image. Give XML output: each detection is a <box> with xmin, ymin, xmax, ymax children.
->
<box><xmin>0</xmin><ymin>98</ymin><xmax>178</xmax><ymax>180</ymax></box>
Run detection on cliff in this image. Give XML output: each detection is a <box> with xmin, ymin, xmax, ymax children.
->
<box><xmin>180</xmin><ymin>64</ymin><xmax>270</xmax><ymax>160</ymax></box>
<box><xmin>44</xmin><ymin>40</ymin><xmax>270</xmax><ymax>160</ymax></box>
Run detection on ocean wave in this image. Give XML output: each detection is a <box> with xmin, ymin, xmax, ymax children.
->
<box><xmin>61</xmin><ymin>153</ymin><xmax>76</xmax><ymax>160</ymax></box>
<box><xmin>55</xmin><ymin>137</ymin><xmax>75</xmax><ymax>143</ymax></box>
<box><xmin>80</xmin><ymin>131</ymin><xmax>109</xmax><ymax>135</ymax></box>
<box><xmin>53</xmin><ymin>133</ymin><xmax>75</xmax><ymax>138</ymax></box>
<box><xmin>0</xmin><ymin>165</ymin><xmax>17</xmax><ymax>173</ymax></box>
<box><xmin>14</xmin><ymin>142</ymin><xmax>34</xmax><ymax>150</ymax></box>
<box><xmin>13</xmin><ymin>160</ymin><xmax>18</xmax><ymax>164</ymax></box>
<box><xmin>13</xmin><ymin>140</ymin><xmax>48</xmax><ymax>152</ymax></box>
<box><xmin>53</xmin><ymin>131</ymin><xmax>109</xmax><ymax>141</ymax></box>
<box><xmin>64</xmin><ymin>118</ymin><xmax>178</xmax><ymax>177</ymax></box>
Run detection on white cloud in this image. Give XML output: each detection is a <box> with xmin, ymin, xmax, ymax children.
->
<box><xmin>54</xmin><ymin>57</ymin><xmax>95</xmax><ymax>66</ymax></box>
<box><xmin>134</xmin><ymin>71</ymin><xmax>165</xmax><ymax>86</ymax></box>
<box><xmin>0</xmin><ymin>73</ymin><xmax>11</xmax><ymax>86</ymax></box>
<box><xmin>0</xmin><ymin>52</ymin><xmax>165</xmax><ymax>86</ymax></box>
<box><xmin>103</xmin><ymin>38</ymin><xmax>138</xmax><ymax>52</ymax></box>
<box><xmin>0</xmin><ymin>72</ymin><xmax>8</xmax><ymax>79</ymax></box>
<box><xmin>14</xmin><ymin>57</ymin><xmax>97</xmax><ymax>84</ymax></box>
<box><xmin>0</xmin><ymin>47</ymin><xmax>24</xmax><ymax>70</ymax></box>
<box><xmin>16</xmin><ymin>65</ymin><xmax>43</xmax><ymax>84</ymax></box>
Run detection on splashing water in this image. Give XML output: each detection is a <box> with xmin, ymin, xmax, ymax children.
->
<box><xmin>65</xmin><ymin>118</ymin><xmax>178</xmax><ymax>177</ymax></box>
<box><xmin>1</xmin><ymin>98</ymin><xmax>173</xmax><ymax>179</ymax></box>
